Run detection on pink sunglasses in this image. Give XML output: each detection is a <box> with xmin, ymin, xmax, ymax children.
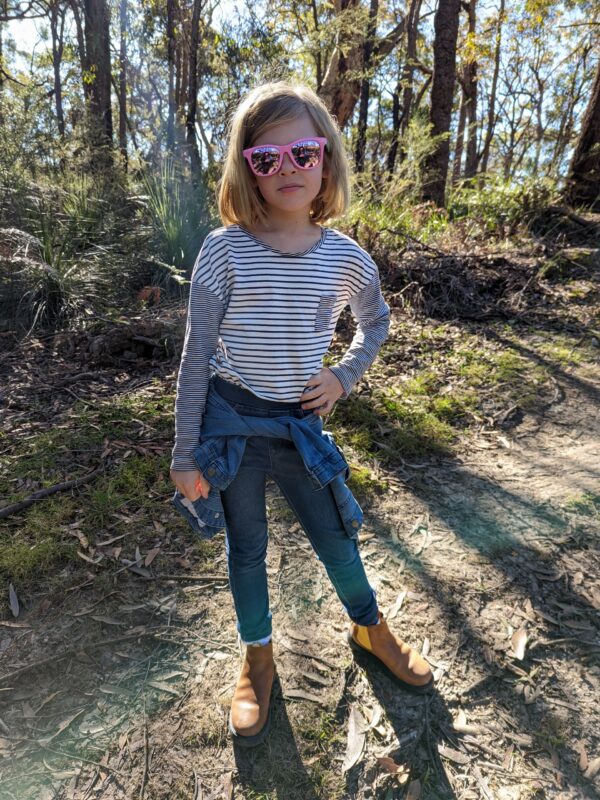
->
<box><xmin>243</xmin><ymin>137</ymin><xmax>328</xmax><ymax>177</ymax></box>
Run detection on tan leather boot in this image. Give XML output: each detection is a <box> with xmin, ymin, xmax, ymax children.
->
<box><xmin>228</xmin><ymin>640</ymin><xmax>275</xmax><ymax>746</ymax></box>
<box><xmin>347</xmin><ymin>611</ymin><xmax>434</xmax><ymax>693</ymax></box>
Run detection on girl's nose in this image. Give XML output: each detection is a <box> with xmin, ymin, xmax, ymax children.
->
<box><xmin>279</xmin><ymin>152</ymin><xmax>296</xmax><ymax>172</ymax></box>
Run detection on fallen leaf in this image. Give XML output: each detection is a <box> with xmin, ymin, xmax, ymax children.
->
<box><xmin>511</xmin><ymin>629</ymin><xmax>528</xmax><ymax>660</ymax></box>
<box><xmin>376</xmin><ymin>756</ymin><xmax>410</xmax><ymax>784</ymax></box>
<box><xmin>438</xmin><ymin>744</ymin><xmax>470</xmax><ymax>764</ymax></box>
<box><xmin>144</xmin><ymin>547</ymin><xmax>161</xmax><ymax>567</ymax></box>
<box><xmin>387</xmin><ymin>590</ymin><xmax>407</xmax><ymax>621</ymax></box>
<box><xmin>584</xmin><ymin>757</ymin><xmax>600</xmax><ymax>779</ymax></box>
<box><xmin>90</xmin><ymin>615</ymin><xmax>126</xmax><ymax>626</ymax></box>
<box><xmin>8</xmin><ymin>584</ymin><xmax>19</xmax><ymax>618</ymax></box>
<box><xmin>452</xmin><ymin>709</ymin><xmax>483</xmax><ymax>734</ymax></box>
<box><xmin>574</xmin><ymin>741</ymin><xmax>588</xmax><ymax>771</ymax></box>
<box><xmin>284</xmin><ymin>688</ymin><xmax>325</xmax><ymax>705</ymax></box>
<box><xmin>342</xmin><ymin>705</ymin><xmax>367</xmax><ymax>773</ymax></box>
<box><xmin>37</xmin><ymin>709</ymin><xmax>86</xmax><ymax>745</ymax></box>
<box><xmin>302</xmin><ymin>670</ymin><xmax>330</xmax><ymax>687</ymax></box>
<box><xmin>364</xmin><ymin>703</ymin><xmax>382</xmax><ymax>731</ymax></box>
<box><xmin>286</xmin><ymin>628</ymin><xmax>309</xmax><ymax>643</ymax></box>
<box><xmin>147</xmin><ymin>681</ymin><xmax>182</xmax><ymax>697</ymax></box>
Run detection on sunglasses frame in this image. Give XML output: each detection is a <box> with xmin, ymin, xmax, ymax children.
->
<box><xmin>242</xmin><ymin>136</ymin><xmax>328</xmax><ymax>177</ymax></box>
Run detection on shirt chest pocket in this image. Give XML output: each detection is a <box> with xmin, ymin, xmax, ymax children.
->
<box><xmin>314</xmin><ymin>293</ymin><xmax>336</xmax><ymax>333</ymax></box>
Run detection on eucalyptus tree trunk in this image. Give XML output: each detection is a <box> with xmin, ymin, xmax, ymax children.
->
<box><xmin>463</xmin><ymin>0</ymin><xmax>478</xmax><ymax>179</ymax></box>
<box><xmin>166</xmin><ymin>0</ymin><xmax>176</xmax><ymax>151</ymax></box>
<box><xmin>49</xmin><ymin>1</ymin><xmax>66</xmax><ymax>138</ymax></box>
<box><xmin>479</xmin><ymin>0</ymin><xmax>504</xmax><ymax>177</ymax></box>
<box><xmin>83</xmin><ymin>0</ymin><xmax>113</xmax><ymax>159</ymax></box>
<box><xmin>564</xmin><ymin>58</ymin><xmax>600</xmax><ymax>209</ymax></box>
<box><xmin>387</xmin><ymin>0</ymin><xmax>422</xmax><ymax>176</ymax></box>
<box><xmin>320</xmin><ymin>0</ymin><xmax>405</xmax><ymax>128</ymax></box>
<box><xmin>452</xmin><ymin>73</ymin><xmax>466</xmax><ymax>184</ymax></box>
<box><xmin>420</xmin><ymin>0</ymin><xmax>461</xmax><ymax>206</ymax></box>
<box><xmin>118</xmin><ymin>0</ymin><xmax>127</xmax><ymax>165</ymax></box>
<box><xmin>354</xmin><ymin>0</ymin><xmax>378</xmax><ymax>172</ymax></box>
<box><xmin>186</xmin><ymin>0</ymin><xmax>202</xmax><ymax>184</ymax></box>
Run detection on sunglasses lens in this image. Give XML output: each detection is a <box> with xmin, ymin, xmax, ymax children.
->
<box><xmin>250</xmin><ymin>146</ymin><xmax>280</xmax><ymax>175</ymax></box>
<box><xmin>291</xmin><ymin>140</ymin><xmax>322</xmax><ymax>169</ymax></box>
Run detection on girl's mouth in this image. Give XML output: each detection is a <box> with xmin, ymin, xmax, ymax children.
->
<box><xmin>279</xmin><ymin>185</ymin><xmax>302</xmax><ymax>192</ymax></box>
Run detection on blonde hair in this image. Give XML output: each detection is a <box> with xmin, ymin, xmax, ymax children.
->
<box><xmin>217</xmin><ymin>81</ymin><xmax>351</xmax><ymax>228</ymax></box>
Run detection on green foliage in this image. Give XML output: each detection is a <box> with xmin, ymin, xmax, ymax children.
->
<box><xmin>447</xmin><ymin>174</ymin><xmax>556</xmax><ymax>236</ymax></box>
<box><xmin>139</xmin><ymin>156</ymin><xmax>213</xmax><ymax>288</ymax></box>
<box><xmin>341</xmin><ymin>117</ymin><xmax>451</xmax><ymax>245</ymax></box>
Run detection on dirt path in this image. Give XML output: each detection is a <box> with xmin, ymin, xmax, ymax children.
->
<box><xmin>1</xmin><ymin>323</ymin><xmax>599</xmax><ymax>800</ymax></box>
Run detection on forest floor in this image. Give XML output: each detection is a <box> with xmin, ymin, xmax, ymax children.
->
<box><xmin>0</xmin><ymin>221</ymin><xmax>599</xmax><ymax>800</ymax></box>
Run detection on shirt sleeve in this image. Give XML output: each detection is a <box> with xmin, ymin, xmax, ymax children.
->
<box><xmin>170</xmin><ymin>235</ymin><xmax>227</xmax><ymax>471</ymax></box>
<box><xmin>328</xmin><ymin>261</ymin><xmax>391</xmax><ymax>399</ymax></box>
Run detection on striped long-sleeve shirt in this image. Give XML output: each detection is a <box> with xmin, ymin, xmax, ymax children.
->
<box><xmin>171</xmin><ymin>223</ymin><xmax>391</xmax><ymax>471</ymax></box>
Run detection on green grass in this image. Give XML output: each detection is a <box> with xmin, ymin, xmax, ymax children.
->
<box><xmin>331</xmin><ymin>326</ymin><xmax>555</xmax><ymax>463</ymax></box>
<box><xmin>563</xmin><ymin>492</ymin><xmax>600</xmax><ymax>517</ymax></box>
<box><xmin>0</xmin><ymin>384</ymin><xmax>182</xmax><ymax>592</ymax></box>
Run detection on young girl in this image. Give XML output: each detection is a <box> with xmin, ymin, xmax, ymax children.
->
<box><xmin>170</xmin><ymin>81</ymin><xmax>433</xmax><ymax>746</ymax></box>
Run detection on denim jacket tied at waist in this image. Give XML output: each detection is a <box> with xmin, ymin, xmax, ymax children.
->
<box><xmin>171</xmin><ymin>381</ymin><xmax>364</xmax><ymax>540</ymax></box>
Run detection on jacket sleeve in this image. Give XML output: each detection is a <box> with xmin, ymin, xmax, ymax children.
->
<box><xmin>171</xmin><ymin>235</ymin><xmax>227</xmax><ymax>472</ymax></box>
<box><xmin>328</xmin><ymin>263</ymin><xmax>391</xmax><ymax>399</ymax></box>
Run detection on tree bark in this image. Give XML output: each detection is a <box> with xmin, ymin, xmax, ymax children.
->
<box><xmin>186</xmin><ymin>0</ymin><xmax>202</xmax><ymax>184</ymax></box>
<box><xmin>564</xmin><ymin>57</ymin><xmax>600</xmax><ymax>209</ymax></box>
<box><xmin>354</xmin><ymin>0</ymin><xmax>378</xmax><ymax>172</ymax></box>
<box><xmin>49</xmin><ymin>1</ymin><xmax>66</xmax><ymax>138</ymax></box>
<box><xmin>166</xmin><ymin>0</ymin><xmax>176</xmax><ymax>152</ymax></box>
<box><xmin>463</xmin><ymin>0</ymin><xmax>478</xmax><ymax>179</ymax></box>
<box><xmin>319</xmin><ymin>0</ymin><xmax>405</xmax><ymax>129</ymax></box>
<box><xmin>387</xmin><ymin>0</ymin><xmax>422</xmax><ymax>176</ymax></box>
<box><xmin>420</xmin><ymin>0</ymin><xmax>461</xmax><ymax>206</ymax></box>
<box><xmin>452</xmin><ymin>71</ymin><xmax>466</xmax><ymax>184</ymax></box>
<box><xmin>118</xmin><ymin>0</ymin><xmax>127</xmax><ymax>166</ymax></box>
<box><xmin>0</xmin><ymin>6</ymin><xmax>5</xmax><ymax>127</ymax></box>
<box><xmin>479</xmin><ymin>0</ymin><xmax>504</xmax><ymax>177</ymax></box>
<box><xmin>83</xmin><ymin>0</ymin><xmax>113</xmax><ymax>154</ymax></box>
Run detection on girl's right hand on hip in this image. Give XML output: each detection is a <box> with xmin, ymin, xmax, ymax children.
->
<box><xmin>170</xmin><ymin>468</ymin><xmax>211</xmax><ymax>501</ymax></box>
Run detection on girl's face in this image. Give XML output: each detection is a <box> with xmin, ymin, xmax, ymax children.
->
<box><xmin>247</xmin><ymin>111</ymin><xmax>328</xmax><ymax>222</ymax></box>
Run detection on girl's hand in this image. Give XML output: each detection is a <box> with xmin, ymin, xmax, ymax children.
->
<box><xmin>300</xmin><ymin>368</ymin><xmax>344</xmax><ymax>416</ymax></box>
<box><xmin>170</xmin><ymin>468</ymin><xmax>211</xmax><ymax>501</ymax></box>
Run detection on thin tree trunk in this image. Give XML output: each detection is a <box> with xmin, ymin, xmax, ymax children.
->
<box><xmin>389</xmin><ymin>0</ymin><xmax>422</xmax><ymax>174</ymax></box>
<box><xmin>421</xmin><ymin>0</ymin><xmax>461</xmax><ymax>206</ymax></box>
<box><xmin>386</xmin><ymin>78</ymin><xmax>401</xmax><ymax>177</ymax></box>
<box><xmin>118</xmin><ymin>0</ymin><xmax>127</xmax><ymax>166</ymax></box>
<box><xmin>186</xmin><ymin>0</ymin><xmax>202</xmax><ymax>185</ymax></box>
<box><xmin>452</xmin><ymin>73</ymin><xmax>467</xmax><ymax>184</ymax></box>
<box><xmin>354</xmin><ymin>0</ymin><xmax>378</xmax><ymax>172</ymax></box>
<box><xmin>0</xmin><ymin>5</ymin><xmax>5</xmax><ymax>126</ymax></box>
<box><xmin>480</xmin><ymin>0</ymin><xmax>504</xmax><ymax>177</ymax></box>
<box><xmin>310</xmin><ymin>0</ymin><xmax>323</xmax><ymax>90</ymax></box>
<box><xmin>166</xmin><ymin>0</ymin><xmax>176</xmax><ymax>151</ymax></box>
<box><xmin>463</xmin><ymin>0</ymin><xmax>478</xmax><ymax>179</ymax></box>
<box><xmin>50</xmin><ymin>2</ymin><xmax>66</xmax><ymax>138</ymax></box>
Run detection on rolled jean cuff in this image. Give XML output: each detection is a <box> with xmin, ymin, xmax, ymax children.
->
<box><xmin>240</xmin><ymin>632</ymin><xmax>272</xmax><ymax>646</ymax></box>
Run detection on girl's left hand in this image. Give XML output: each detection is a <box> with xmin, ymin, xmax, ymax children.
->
<box><xmin>300</xmin><ymin>368</ymin><xmax>345</xmax><ymax>416</ymax></box>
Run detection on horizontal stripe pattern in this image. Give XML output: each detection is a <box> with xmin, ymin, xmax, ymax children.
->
<box><xmin>171</xmin><ymin>223</ymin><xmax>391</xmax><ymax>471</ymax></box>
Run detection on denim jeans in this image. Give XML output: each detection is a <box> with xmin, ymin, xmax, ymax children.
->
<box><xmin>211</xmin><ymin>376</ymin><xmax>380</xmax><ymax>645</ymax></box>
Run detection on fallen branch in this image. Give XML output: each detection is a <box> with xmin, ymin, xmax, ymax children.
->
<box><xmin>0</xmin><ymin>461</ymin><xmax>110</xmax><ymax>519</ymax></box>
<box><xmin>0</xmin><ymin>626</ymin><xmax>169</xmax><ymax>684</ymax></box>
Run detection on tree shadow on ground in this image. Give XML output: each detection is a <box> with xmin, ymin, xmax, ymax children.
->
<box><xmin>353</xmin><ymin>455</ymin><xmax>599</xmax><ymax>797</ymax></box>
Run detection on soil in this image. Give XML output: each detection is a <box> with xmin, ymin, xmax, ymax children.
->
<box><xmin>0</xmin><ymin>248</ymin><xmax>599</xmax><ymax>799</ymax></box>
